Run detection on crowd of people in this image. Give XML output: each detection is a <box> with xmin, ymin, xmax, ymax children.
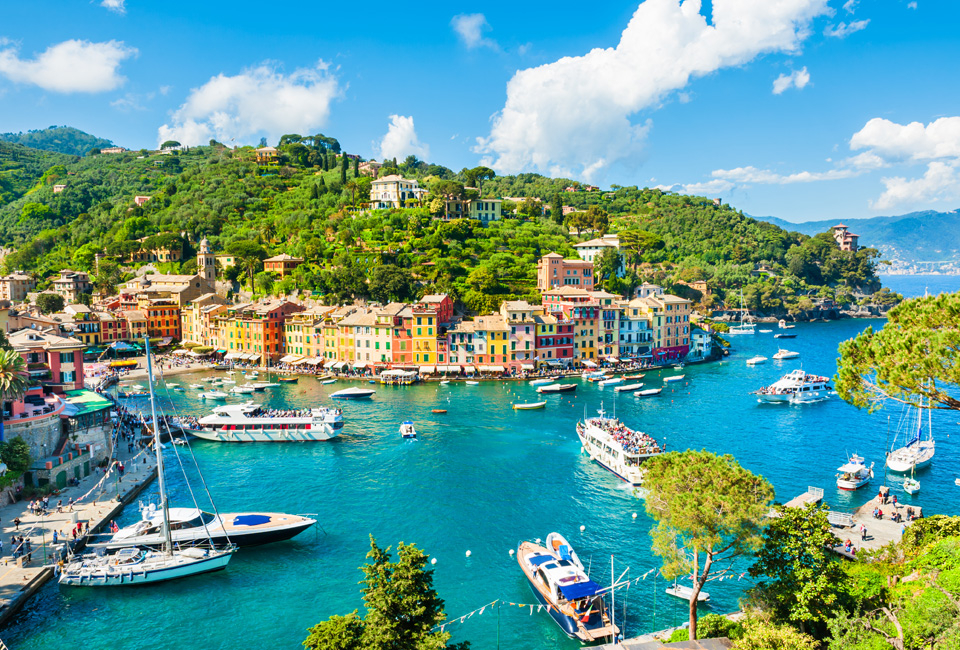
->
<box><xmin>583</xmin><ymin>417</ymin><xmax>663</xmax><ymax>455</ymax></box>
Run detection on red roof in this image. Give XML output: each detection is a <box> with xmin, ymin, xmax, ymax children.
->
<box><xmin>833</xmin><ymin>223</ymin><xmax>848</xmax><ymax>228</ymax></box>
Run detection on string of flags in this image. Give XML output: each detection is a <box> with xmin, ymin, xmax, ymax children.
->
<box><xmin>432</xmin><ymin>570</ymin><xmax>751</xmax><ymax>633</ymax></box>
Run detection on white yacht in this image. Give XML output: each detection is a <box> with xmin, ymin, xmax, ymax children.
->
<box><xmin>772</xmin><ymin>349</ymin><xmax>800</xmax><ymax>360</ymax></box>
<box><xmin>90</xmin><ymin>504</ymin><xmax>316</xmax><ymax>549</ymax></box>
<box><xmin>754</xmin><ymin>369</ymin><xmax>831</xmax><ymax>404</ymax></box>
<box><xmin>746</xmin><ymin>355</ymin><xmax>768</xmax><ymax>366</ymax></box>
<box><xmin>576</xmin><ymin>406</ymin><xmax>663</xmax><ymax>487</ymax></box>
<box><xmin>887</xmin><ymin>402</ymin><xmax>935</xmax><ymax>473</ymax></box>
<box><xmin>187</xmin><ymin>402</ymin><xmax>343</xmax><ymax>442</ymax></box>
<box><xmin>836</xmin><ymin>454</ymin><xmax>874</xmax><ymax>490</ymax></box>
<box><xmin>199</xmin><ymin>390</ymin><xmax>229</xmax><ymax>400</ymax></box>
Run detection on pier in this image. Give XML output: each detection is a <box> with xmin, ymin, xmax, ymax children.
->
<box><xmin>0</xmin><ymin>442</ymin><xmax>158</xmax><ymax>627</ymax></box>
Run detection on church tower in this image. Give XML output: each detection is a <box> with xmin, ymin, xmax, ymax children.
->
<box><xmin>197</xmin><ymin>237</ymin><xmax>216</xmax><ymax>289</ymax></box>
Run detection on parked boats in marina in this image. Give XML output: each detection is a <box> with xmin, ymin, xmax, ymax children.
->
<box><xmin>278</xmin><ymin>376</ymin><xmax>298</xmax><ymax>384</ymax></box>
<box><xmin>887</xmin><ymin>401</ymin><xmax>935</xmax><ymax>473</ymax></box>
<box><xmin>622</xmin><ymin>373</ymin><xmax>645</xmax><ymax>380</ymax></box>
<box><xmin>537</xmin><ymin>383</ymin><xmax>577</xmax><ymax>394</ymax></box>
<box><xmin>513</xmin><ymin>401</ymin><xmax>546</xmax><ymax>410</ymax></box>
<box><xmin>635</xmin><ymin>388</ymin><xmax>662</xmax><ymax>397</ymax></box>
<box><xmin>230</xmin><ymin>386</ymin><xmax>255</xmax><ymax>395</ymax></box>
<box><xmin>529</xmin><ymin>378</ymin><xmax>558</xmax><ymax>386</ymax></box>
<box><xmin>199</xmin><ymin>391</ymin><xmax>229</xmax><ymax>400</ymax></box>
<box><xmin>836</xmin><ymin>454</ymin><xmax>874</xmax><ymax>490</ymax></box>
<box><xmin>746</xmin><ymin>355</ymin><xmax>768</xmax><ymax>366</ymax></box>
<box><xmin>465</xmin><ymin>381</ymin><xmax>479</xmax><ymax>386</ymax></box>
<box><xmin>576</xmin><ymin>406</ymin><xmax>663</xmax><ymax>486</ymax></box>
<box><xmin>754</xmin><ymin>369</ymin><xmax>831</xmax><ymax>404</ymax></box>
<box><xmin>614</xmin><ymin>383</ymin><xmax>643</xmax><ymax>392</ymax></box>
<box><xmin>187</xmin><ymin>402</ymin><xmax>343</xmax><ymax>442</ymax></box>
<box><xmin>331</xmin><ymin>387</ymin><xmax>376</xmax><ymax>399</ymax></box>
<box><xmin>663</xmin><ymin>375</ymin><xmax>684</xmax><ymax>383</ymax></box>
<box><xmin>598</xmin><ymin>377</ymin><xmax>623</xmax><ymax>387</ymax></box>
<box><xmin>516</xmin><ymin>535</ymin><xmax>619</xmax><ymax>642</ymax></box>
<box><xmin>774</xmin><ymin>333</ymin><xmax>797</xmax><ymax>339</ymax></box>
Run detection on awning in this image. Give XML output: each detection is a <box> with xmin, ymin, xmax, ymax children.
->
<box><xmin>463</xmin><ymin>365</ymin><xmax>476</xmax><ymax>374</ymax></box>
<box><xmin>188</xmin><ymin>350</ymin><xmax>205</xmax><ymax>357</ymax></box>
<box><xmin>438</xmin><ymin>365</ymin><xmax>461</xmax><ymax>373</ymax></box>
<box><xmin>303</xmin><ymin>357</ymin><xmax>323</xmax><ymax>365</ymax></box>
<box><xmin>333</xmin><ymin>361</ymin><xmax>347</xmax><ymax>370</ymax></box>
<box><xmin>521</xmin><ymin>363</ymin><xmax>535</xmax><ymax>370</ymax></box>
<box><xmin>558</xmin><ymin>579</ymin><xmax>602</xmax><ymax>601</ymax></box>
<box><xmin>478</xmin><ymin>365</ymin><xmax>505</xmax><ymax>372</ymax></box>
<box><xmin>172</xmin><ymin>349</ymin><xmax>190</xmax><ymax>355</ymax></box>
<box><xmin>323</xmin><ymin>359</ymin><xmax>337</xmax><ymax>369</ymax></box>
<box><xmin>244</xmin><ymin>352</ymin><xmax>260</xmax><ymax>361</ymax></box>
<box><xmin>419</xmin><ymin>365</ymin><xmax>436</xmax><ymax>374</ymax></box>
<box><xmin>353</xmin><ymin>362</ymin><xmax>367</xmax><ymax>369</ymax></box>
<box><xmin>109</xmin><ymin>341</ymin><xmax>137</xmax><ymax>351</ymax></box>
<box><xmin>216</xmin><ymin>349</ymin><xmax>227</xmax><ymax>354</ymax></box>
<box><xmin>606</xmin><ymin>356</ymin><xmax>619</xmax><ymax>362</ymax></box>
<box><xmin>279</xmin><ymin>354</ymin><xmax>302</xmax><ymax>364</ymax></box>
<box><xmin>291</xmin><ymin>357</ymin><xmax>312</xmax><ymax>365</ymax></box>
<box><xmin>582</xmin><ymin>360</ymin><xmax>597</xmax><ymax>367</ymax></box>
<box><xmin>225</xmin><ymin>352</ymin><xmax>242</xmax><ymax>360</ymax></box>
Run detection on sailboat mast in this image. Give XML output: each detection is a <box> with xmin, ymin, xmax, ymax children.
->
<box><xmin>144</xmin><ymin>338</ymin><xmax>174</xmax><ymax>553</ymax></box>
<box><xmin>610</xmin><ymin>554</ymin><xmax>615</xmax><ymax>643</ymax></box>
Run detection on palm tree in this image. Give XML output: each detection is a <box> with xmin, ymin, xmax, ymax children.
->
<box><xmin>0</xmin><ymin>349</ymin><xmax>30</xmax><ymax>442</ymax></box>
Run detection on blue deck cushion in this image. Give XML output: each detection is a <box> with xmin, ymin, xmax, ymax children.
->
<box><xmin>232</xmin><ymin>514</ymin><xmax>272</xmax><ymax>526</ymax></box>
<box><xmin>558</xmin><ymin>544</ymin><xmax>572</xmax><ymax>561</ymax></box>
<box><xmin>558</xmin><ymin>579</ymin><xmax>602</xmax><ymax>601</ymax></box>
<box><xmin>528</xmin><ymin>554</ymin><xmax>554</xmax><ymax>567</ymax></box>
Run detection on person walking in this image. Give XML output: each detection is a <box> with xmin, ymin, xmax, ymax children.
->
<box><xmin>861</xmin><ymin>524</ymin><xmax>868</xmax><ymax>541</ymax></box>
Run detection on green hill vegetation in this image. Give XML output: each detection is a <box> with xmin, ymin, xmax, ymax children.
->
<box><xmin>0</xmin><ymin>141</ymin><xmax>75</xmax><ymax>207</ymax></box>
<box><xmin>0</xmin><ymin>126</ymin><xmax>115</xmax><ymax>157</ymax></box>
<box><xmin>0</xmin><ymin>134</ymin><xmax>894</xmax><ymax>314</ymax></box>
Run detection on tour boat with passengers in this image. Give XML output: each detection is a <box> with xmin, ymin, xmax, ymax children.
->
<box><xmin>186</xmin><ymin>402</ymin><xmax>343</xmax><ymax>442</ymax></box>
<box><xmin>836</xmin><ymin>454</ymin><xmax>874</xmax><ymax>490</ymax></box>
<box><xmin>517</xmin><ymin>533</ymin><xmax>619</xmax><ymax>642</ymax></box>
<box><xmin>753</xmin><ymin>369</ymin><xmax>831</xmax><ymax>404</ymax></box>
<box><xmin>576</xmin><ymin>406</ymin><xmax>663</xmax><ymax>487</ymax></box>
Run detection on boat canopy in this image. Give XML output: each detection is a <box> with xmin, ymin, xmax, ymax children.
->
<box><xmin>837</xmin><ymin>462</ymin><xmax>865</xmax><ymax>472</ymax></box>
<box><xmin>558</xmin><ymin>579</ymin><xmax>603</xmax><ymax>601</ymax></box>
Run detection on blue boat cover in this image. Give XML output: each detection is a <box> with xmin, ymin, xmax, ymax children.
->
<box><xmin>558</xmin><ymin>544</ymin><xmax>572</xmax><ymax>561</ymax></box>
<box><xmin>233</xmin><ymin>514</ymin><xmax>271</xmax><ymax>526</ymax></box>
<box><xmin>559</xmin><ymin>579</ymin><xmax>602</xmax><ymax>601</ymax></box>
<box><xmin>528</xmin><ymin>554</ymin><xmax>554</xmax><ymax>567</ymax></box>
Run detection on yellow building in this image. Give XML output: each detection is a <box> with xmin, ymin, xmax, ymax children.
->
<box><xmin>215</xmin><ymin>300</ymin><xmax>304</xmax><ymax>366</ymax></box>
<box><xmin>181</xmin><ymin>293</ymin><xmax>228</xmax><ymax>347</ymax></box>
<box><xmin>411</xmin><ymin>304</ymin><xmax>437</xmax><ymax>364</ymax></box>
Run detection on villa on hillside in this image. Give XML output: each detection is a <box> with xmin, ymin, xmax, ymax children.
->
<box><xmin>832</xmin><ymin>223</ymin><xmax>860</xmax><ymax>251</ymax></box>
<box><xmin>536</xmin><ymin>253</ymin><xmax>595</xmax><ymax>292</ymax></box>
<box><xmin>369</xmin><ymin>175</ymin><xmax>426</xmax><ymax>209</ymax></box>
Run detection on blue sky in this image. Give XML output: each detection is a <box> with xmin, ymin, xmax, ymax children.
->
<box><xmin>1</xmin><ymin>0</ymin><xmax>957</xmax><ymax>222</ymax></box>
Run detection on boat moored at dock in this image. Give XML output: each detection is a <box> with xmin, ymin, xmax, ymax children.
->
<box><xmin>836</xmin><ymin>454</ymin><xmax>874</xmax><ymax>490</ymax></box>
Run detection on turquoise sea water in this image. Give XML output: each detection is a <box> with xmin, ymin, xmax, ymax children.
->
<box><xmin>879</xmin><ymin>274</ymin><xmax>960</xmax><ymax>298</ymax></box>
<box><xmin>5</xmin><ymin>318</ymin><xmax>959</xmax><ymax>649</ymax></box>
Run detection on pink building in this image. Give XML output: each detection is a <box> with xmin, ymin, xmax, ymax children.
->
<box><xmin>832</xmin><ymin>224</ymin><xmax>860</xmax><ymax>251</ymax></box>
<box><xmin>499</xmin><ymin>300</ymin><xmax>544</xmax><ymax>372</ymax></box>
<box><xmin>537</xmin><ymin>253</ymin><xmax>595</xmax><ymax>292</ymax></box>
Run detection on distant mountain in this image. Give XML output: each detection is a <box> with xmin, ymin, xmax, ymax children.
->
<box><xmin>0</xmin><ymin>126</ymin><xmax>114</xmax><ymax>157</ymax></box>
<box><xmin>754</xmin><ymin>209</ymin><xmax>960</xmax><ymax>270</ymax></box>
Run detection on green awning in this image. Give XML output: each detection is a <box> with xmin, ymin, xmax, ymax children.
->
<box><xmin>61</xmin><ymin>389</ymin><xmax>113</xmax><ymax>416</ymax></box>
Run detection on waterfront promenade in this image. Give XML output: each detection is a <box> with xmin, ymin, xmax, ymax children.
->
<box><xmin>0</xmin><ymin>441</ymin><xmax>157</xmax><ymax>626</ymax></box>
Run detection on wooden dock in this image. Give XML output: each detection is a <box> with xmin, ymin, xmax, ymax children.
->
<box><xmin>783</xmin><ymin>486</ymin><xmax>824</xmax><ymax>509</ymax></box>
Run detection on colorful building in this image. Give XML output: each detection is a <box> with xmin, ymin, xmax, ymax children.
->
<box><xmin>264</xmin><ymin>254</ymin><xmax>304</xmax><ymax>277</ymax></box>
<box><xmin>533</xmin><ymin>314</ymin><xmax>575</xmax><ymax>368</ymax></box>
<box><xmin>500</xmin><ymin>300</ymin><xmax>543</xmax><ymax>372</ymax></box>
<box><xmin>216</xmin><ymin>300</ymin><xmax>304</xmax><ymax>366</ymax></box>
<box><xmin>536</xmin><ymin>253</ymin><xmax>594</xmax><ymax>292</ymax></box>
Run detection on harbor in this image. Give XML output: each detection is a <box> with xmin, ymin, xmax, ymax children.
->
<box><xmin>2</xmin><ymin>318</ymin><xmax>957</xmax><ymax>649</ymax></box>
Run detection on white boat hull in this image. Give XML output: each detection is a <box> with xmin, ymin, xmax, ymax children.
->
<box><xmin>886</xmin><ymin>452</ymin><xmax>934</xmax><ymax>473</ymax></box>
<box><xmin>837</xmin><ymin>476</ymin><xmax>871</xmax><ymax>490</ymax></box>
<box><xmin>189</xmin><ymin>426</ymin><xmax>337</xmax><ymax>442</ymax></box>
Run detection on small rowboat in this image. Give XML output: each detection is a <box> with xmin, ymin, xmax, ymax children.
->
<box><xmin>614</xmin><ymin>383</ymin><xmax>643</xmax><ymax>392</ymax></box>
<box><xmin>321</xmin><ymin>379</ymin><xmax>336</xmax><ymax>385</ymax></box>
<box><xmin>623</xmin><ymin>373</ymin><xmax>645</xmax><ymax>380</ymax></box>
<box><xmin>431</xmin><ymin>409</ymin><xmax>447</xmax><ymax>414</ymax></box>
<box><xmin>465</xmin><ymin>381</ymin><xmax>479</xmax><ymax>386</ymax></box>
<box><xmin>513</xmin><ymin>401</ymin><xmax>547</xmax><ymax>410</ymax></box>
<box><xmin>278</xmin><ymin>377</ymin><xmax>299</xmax><ymax>383</ymax></box>
<box><xmin>663</xmin><ymin>375</ymin><xmax>685</xmax><ymax>384</ymax></box>
<box><xmin>635</xmin><ymin>388</ymin><xmax>663</xmax><ymax>397</ymax></box>
<box><xmin>537</xmin><ymin>383</ymin><xmax>577</xmax><ymax>394</ymax></box>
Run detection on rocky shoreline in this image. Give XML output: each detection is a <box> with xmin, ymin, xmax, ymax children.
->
<box><xmin>712</xmin><ymin>304</ymin><xmax>894</xmax><ymax>324</ymax></box>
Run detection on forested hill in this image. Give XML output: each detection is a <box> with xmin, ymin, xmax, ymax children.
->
<box><xmin>757</xmin><ymin>210</ymin><xmax>960</xmax><ymax>266</ymax></box>
<box><xmin>0</xmin><ymin>135</ymin><xmax>893</xmax><ymax>316</ymax></box>
<box><xmin>0</xmin><ymin>126</ymin><xmax>115</xmax><ymax>157</ymax></box>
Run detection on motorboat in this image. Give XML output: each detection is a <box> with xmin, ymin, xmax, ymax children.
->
<box><xmin>168</xmin><ymin>383</ymin><xmax>184</xmax><ymax>392</ymax></box>
<box><xmin>836</xmin><ymin>454</ymin><xmax>874</xmax><ymax>490</ymax></box>
<box><xmin>187</xmin><ymin>402</ymin><xmax>343</xmax><ymax>442</ymax></box>
<box><xmin>399</xmin><ymin>421</ymin><xmax>417</xmax><ymax>439</ymax></box>
<box><xmin>772</xmin><ymin>349</ymin><xmax>800</xmax><ymax>360</ymax></box>
<box><xmin>746</xmin><ymin>356</ymin><xmax>768</xmax><ymax>366</ymax></box>
<box><xmin>887</xmin><ymin>400</ymin><xmax>935</xmax><ymax>473</ymax></box>
<box><xmin>331</xmin><ymin>387</ymin><xmax>376</xmax><ymax>399</ymax></box>
<box><xmin>545</xmin><ymin>532</ymin><xmax>585</xmax><ymax>571</ymax></box>
<box><xmin>581</xmin><ymin>371</ymin><xmax>606</xmax><ymax>380</ymax></box>
<box><xmin>189</xmin><ymin>384</ymin><xmax>204</xmax><ymax>390</ymax></box>
<box><xmin>465</xmin><ymin>381</ymin><xmax>479</xmax><ymax>386</ymax></box>
<box><xmin>90</xmin><ymin>504</ymin><xmax>316</xmax><ymax>549</ymax></box>
<box><xmin>588</xmin><ymin>374</ymin><xmax>613</xmax><ymax>383</ymax></box>
<box><xmin>666</xmin><ymin>582</ymin><xmax>710</xmax><ymax>602</ymax></box>
<box><xmin>614</xmin><ymin>383</ymin><xmax>643</xmax><ymax>393</ymax></box>
<box><xmin>663</xmin><ymin>375</ymin><xmax>685</xmax><ymax>383</ymax></box>
<box><xmin>516</xmin><ymin>535</ymin><xmax>618</xmax><ymax>642</ymax></box>
<box><xmin>321</xmin><ymin>379</ymin><xmax>336</xmax><ymax>385</ymax></box>
<box><xmin>622</xmin><ymin>373</ymin><xmax>645</xmax><ymax>380</ymax></box>
<box><xmin>60</xmin><ymin>338</ymin><xmax>235</xmax><ymax>587</ymax></box>
<box><xmin>199</xmin><ymin>391</ymin><xmax>229</xmax><ymax>400</ymax></box>
<box><xmin>777</xmin><ymin>319</ymin><xmax>796</xmax><ymax>329</ymax></box>
<box><xmin>529</xmin><ymin>378</ymin><xmax>556</xmax><ymax>386</ymax></box>
<box><xmin>904</xmin><ymin>477</ymin><xmax>920</xmax><ymax>495</ymax></box>
<box><xmin>172</xmin><ymin>438</ymin><xmax>187</xmax><ymax>446</ymax></box>
<box><xmin>759</xmin><ymin>329</ymin><xmax>773</xmax><ymax>333</ymax></box>
<box><xmin>597</xmin><ymin>377</ymin><xmax>623</xmax><ymax>387</ymax></box>
<box><xmin>753</xmin><ymin>369</ymin><xmax>831</xmax><ymax>404</ymax></box>
<box><xmin>537</xmin><ymin>383</ymin><xmax>577</xmax><ymax>394</ymax></box>
<box><xmin>513</xmin><ymin>401</ymin><xmax>547</xmax><ymax>410</ymax></box>
<box><xmin>431</xmin><ymin>409</ymin><xmax>447</xmax><ymax>414</ymax></box>
<box><xmin>576</xmin><ymin>406</ymin><xmax>662</xmax><ymax>487</ymax></box>
<box><xmin>634</xmin><ymin>388</ymin><xmax>663</xmax><ymax>397</ymax></box>
<box><xmin>230</xmin><ymin>386</ymin><xmax>255</xmax><ymax>395</ymax></box>
<box><xmin>222</xmin><ymin>379</ymin><xmax>236</xmax><ymax>385</ymax></box>
<box><xmin>774</xmin><ymin>333</ymin><xmax>797</xmax><ymax>339</ymax></box>
<box><xmin>439</xmin><ymin>380</ymin><xmax>450</xmax><ymax>385</ymax></box>
<box><xmin>278</xmin><ymin>376</ymin><xmax>298</xmax><ymax>384</ymax></box>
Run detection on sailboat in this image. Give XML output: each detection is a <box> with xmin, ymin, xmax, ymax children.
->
<box><xmin>886</xmin><ymin>399</ymin><xmax>935</xmax><ymax>473</ymax></box>
<box><xmin>60</xmin><ymin>339</ymin><xmax>235</xmax><ymax>587</ymax></box>
<box><xmin>728</xmin><ymin>287</ymin><xmax>755</xmax><ymax>335</ymax></box>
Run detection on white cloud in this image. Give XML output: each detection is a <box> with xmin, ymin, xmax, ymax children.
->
<box><xmin>0</xmin><ymin>39</ymin><xmax>136</xmax><ymax>93</ymax></box>
<box><xmin>377</xmin><ymin>115</ymin><xmax>430</xmax><ymax>161</ymax></box>
<box><xmin>872</xmin><ymin>162</ymin><xmax>960</xmax><ymax>210</ymax></box>
<box><xmin>842</xmin><ymin>0</ymin><xmax>858</xmax><ymax>13</ymax></box>
<box><xmin>157</xmin><ymin>62</ymin><xmax>340</xmax><ymax>147</ymax></box>
<box><xmin>475</xmin><ymin>0</ymin><xmax>829</xmax><ymax>182</ymax></box>
<box><xmin>111</xmin><ymin>93</ymin><xmax>145</xmax><ymax>111</ymax></box>
<box><xmin>907</xmin><ymin>1</ymin><xmax>917</xmax><ymax>8</ymax></box>
<box><xmin>772</xmin><ymin>67</ymin><xmax>810</xmax><ymax>94</ymax></box>
<box><xmin>158</xmin><ymin>85</ymin><xmax>171</xmax><ymax>95</ymax></box>
<box><xmin>101</xmin><ymin>0</ymin><xmax>126</xmax><ymax>14</ymax></box>
<box><xmin>711</xmin><ymin>165</ymin><xmax>857</xmax><ymax>184</ymax></box>
<box><xmin>824</xmin><ymin>19</ymin><xmax>870</xmax><ymax>38</ymax></box>
<box><xmin>851</xmin><ymin>117</ymin><xmax>960</xmax><ymax>161</ymax></box>
<box><xmin>451</xmin><ymin>14</ymin><xmax>496</xmax><ymax>50</ymax></box>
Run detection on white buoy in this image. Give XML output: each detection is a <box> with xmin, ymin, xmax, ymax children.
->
<box><xmin>466</xmin><ymin>550</ymin><xmax>472</xmax><ymax>557</ymax></box>
<box><xmin>509</xmin><ymin>549</ymin><xmax>515</xmax><ymax>556</ymax></box>
<box><xmin>431</xmin><ymin>558</ymin><xmax>437</xmax><ymax>565</ymax></box>
<box><xmin>580</xmin><ymin>525</ymin><xmax>586</xmax><ymax>532</ymax></box>
<box><xmin>632</xmin><ymin>512</ymin><xmax>638</xmax><ymax>519</ymax></box>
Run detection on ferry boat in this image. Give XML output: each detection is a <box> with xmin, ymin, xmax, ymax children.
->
<box><xmin>516</xmin><ymin>534</ymin><xmax>618</xmax><ymax>642</ymax></box>
<box><xmin>537</xmin><ymin>383</ymin><xmax>577</xmax><ymax>394</ymax></box>
<box><xmin>187</xmin><ymin>402</ymin><xmax>343</xmax><ymax>442</ymax></box>
<box><xmin>576</xmin><ymin>407</ymin><xmax>663</xmax><ymax>487</ymax></box>
<box><xmin>753</xmin><ymin>369</ymin><xmax>831</xmax><ymax>404</ymax></box>
<box><xmin>90</xmin><ymin>504</ymin><xmax>316</xmax><ymax>549</ymax></box>
<box><xmin>887</xmin><ymin>401</ymin><xmax>935</xmax><ymax>473</ymax></box>
<box><xmin>836</xmin><ymin>454</ymin><xmax>874</xmax><ymax>490</ymax></box>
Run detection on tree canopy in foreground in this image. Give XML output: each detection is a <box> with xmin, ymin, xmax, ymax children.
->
<box><xmin>643</xmin><ymin>449</ymin><xmax>774</xmax><ymax>641</ymax></box>
<box><xmin>836</xmin><ymin>291</ymin><xmax>960</xmax><ymax>411</ymax></box>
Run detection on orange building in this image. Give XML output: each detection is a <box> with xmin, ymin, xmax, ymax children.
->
<box><xmin>264</xmin><ymin>254</ymin><xmax>304</xmax><ymax>277</ymax></box>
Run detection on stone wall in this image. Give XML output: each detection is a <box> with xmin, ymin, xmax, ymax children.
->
<box><xmin>5</xmin><ymin>411</ymin><xmax>63</xmax><ymax>461</ymax></box>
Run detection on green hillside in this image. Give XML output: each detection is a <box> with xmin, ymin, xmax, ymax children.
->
<box><xmin>0</xmin><ymin>141</ymin><xmax>75</xmax><ymax>207</ymax></box>
<box><xmin>0</xmin><ymin>126</ymin><xmax>115</xmax><ymax>157</ymax></box>
<box><xmin>0</xmin><ymin>136</ymin><xmax>892</xmax><ymax>315</ymax></box>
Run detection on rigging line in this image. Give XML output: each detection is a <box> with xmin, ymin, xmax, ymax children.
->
<box><xmin>158</xmin><ymin>414</ymin><xmax>219</xmax><ymax>548</ymax></box>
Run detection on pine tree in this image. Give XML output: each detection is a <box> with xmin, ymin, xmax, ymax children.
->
<box><xmin>353</xmin><ymin>157</ymin><xmax>359</xmax><ymax>178</ymax></box>
<box><xmin>340</xmin><ymin>154</ymin><xmax>348</xmax><ymax>184</ymax></box>
<box><xmin>322</xmin><ymin>154</ymin><xmax>328</xmax><ymax>172</ymax></box>
<box><xmin>310</xmin><ymin>183</ymin><xmax>319</xmax><ymax>200</ymax></box>
<box><xmin>317</xmin><ymin>177</ymin><xmax>326</xmax><ymax>194</ymax></box>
